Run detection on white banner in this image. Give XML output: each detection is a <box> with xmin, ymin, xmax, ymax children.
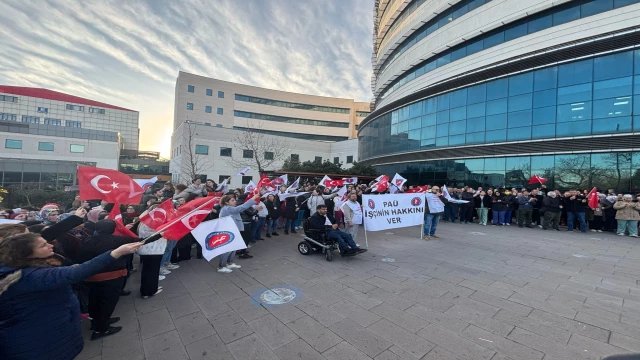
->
<box><xmin>191</xmin><ymin>216</ymin><xmax>246</xmax><ymax>262</ymax></box>
<box><xmin>362</xmin><ymin>194</ymin><xmax>425</xmax><ymax>231</ymax></box>
<box><xmin>278</xmin><ymin>191</ymin><xmax>308</xmax><ymax>201</ymax></box>
<box><xmin>234</xmin><ymin>167</ymin><xmax>251</xmax><ymax>176</ymax></box>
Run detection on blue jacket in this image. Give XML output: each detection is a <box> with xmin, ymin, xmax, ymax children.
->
<box><xmin>219</xmin><ymin>199</ymin><xmax>255</xmax><ymax>231</ymax></box>
<box><xmin>517</xmin><ymin>195</ymin><xmax>534</xmax><ymax>210</ymax></box>
<box><xmin>0</xmin><ymin>251</ymin><xmax>115</xmax><ymax>360</ymax></box>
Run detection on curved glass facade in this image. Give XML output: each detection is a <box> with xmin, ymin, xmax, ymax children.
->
<box><xmin>374</xmin><ymin>152</ymin><xmax>640</xmax><ymax>191</ymax></box>
<box><xmin>360</xmin><ymin>49</ymin><xmax>640</xmax><ymax>159</ymax></box>
<box><xmin>377</xmin><ymin>0</ymin><xmax>640</xmax><ymax>101</ymax></box>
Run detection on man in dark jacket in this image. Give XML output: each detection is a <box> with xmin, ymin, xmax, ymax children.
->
<box><xmin>516</xmin><ymin>190</ymin><xmax>534</xmax><ymax>228</ymax></box>
<box><xmin>563</xmin><ymin>190</ymin><xmax>587</xmax><ymax>232</ymax></box>
<box><xmin>309</xmin><ymin>205</ymin><xmax>365</xmax><ymax>255</ymax></box>
<box><xmin>77</xmin><ymin>220</ymin><xmax>160</xmax><ymax>340</ymax></box>
<box><xmin>541</xmin><ymin>191</ymin><xmax>563</xmax><ymax>230</ymax></box>
<box><xmin>460</xmin><ymin>188</ymin><xmax>475</xmax><ymax>224</ymax></box>
<box><xmin>424</xmin><ymin>186</ymin><xmax>449</xmax><ymax>240</ymax></box>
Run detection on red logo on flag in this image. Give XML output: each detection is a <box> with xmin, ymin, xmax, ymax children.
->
<box><xmin>368</xmin><ymin>199</ymin><xmax>375</xmax><ymax>209</ymax></box>
<box><xmin>205</xmin><ymin>231</ymin><xmax>234</xmax><ymax>250</ymax></box>
<box><xmin>411</xmin><ymin>197</ymin><xmax>422</xmax><ymax>206</ymax></box>
<box><xmin>395</xmin><ymin>179</ymin><xmax>403</xmax><ymax>186</ymax></box>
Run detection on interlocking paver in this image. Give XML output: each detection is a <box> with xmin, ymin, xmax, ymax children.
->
<box><xmin>77</xmin><ymin>223</ymin><xmax>640</xmax><ymax>360</ymax></box>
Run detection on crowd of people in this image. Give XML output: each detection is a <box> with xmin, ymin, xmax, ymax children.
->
<box><xmin>1</xmin><ymin>174</ymin><xmax>640</xmax><ymax>359</ymax></box>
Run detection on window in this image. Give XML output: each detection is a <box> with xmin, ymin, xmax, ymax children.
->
<box><xmin>65</xmin><ymin>104</ymin><xmax>84</xmax><ymax>111</ymax></box>
<box><xmin>88</xmin><ymin>107</ymin><xmax>105</xmax><ymax>114</ymax></box>
<box><xmin>234</xmin><ymin>110</ymin><xmax>349</xmax><ymax>128</ymax></box>
<box><xmin>243</xmin><ymin>149</ymin><xmax>254</xmax><ymax>158</ymax></box>
<box><xmin>233</xmin><ymin>126</ymin><xmax>348</xmax><ymax>142</ymax></box>
<box><xmin>38</xmin><ymin>142</ymin><xmax>54</xmax><ymax>151</ymax></box>
<box><xmin>37</xmin><ymin>107</ymin><xmax>48</xmax><ymax>113</ymax></box>
<box><xmin>264</xmin><ymin>151</ymin><xmax>274</xmax><ymax>160</ymax></box>
<box><xmin>5</xmin><ymin>139</ymin><xmax>22</xmax><ymax>149</ymax></box>
<box><xmin>0</xmin><ymin>95</ymin><xmax>18</xmax><ymax>102</ymax></box>
<box><xmin>205</xmin><ymin>106</ymin><xmax>212</xmax><ymax>113</ymax></box>
<box><xmin>206</xmin><ymin>89</ymin><xmax>213</xmax><ymax>96</ymax></box>
<box><xmin>217</xmin><ymin>107</ymin><xmax>223</xmax><ymax>115</ymax></box>
<box><xmin>291</xmin><ymin>154</ymin><xmax>300</xmax><ymax>162</ymax></box>
<box><xmin>21</xmin><ymin>115</ymin><xmax>40</xmax><ymax>124</ymax></box>
<box><xmin>195</xmin><ymin>145</ymin><xmax>209</xmax><ymax>155</ymax></box>
<box><xmin>356</xmin><ymin>111</ymin><xmax>371</xmax><ymax>117</ymax></box>
<box><xmin>188</xmin><ymin>85</ymin><xmax>195</xmax><ymax>93</ymax></box>
<box><xmin>220</xmin><ymin>147</ymin><xmax>232</xmax><ymax>156</ymax></box>
<box><xmin>334</xmin><ymin>157</ymin><xmax>340</xmax><ymax>164</ymax></box>
<box><xmin>70</xmin><ymin>144</ymin><xmax>85</xmax><ymax>153</ymax></box>
<box><xmin>242</xmin><ymin>176</ymin><xmax>252</xmax><ymax>184</ymax></box>
<box><xmin>66</xmin><ymin>120</ymin><xmax>82</xmax><ymax>128</ymax></box>
<box><xmin>234</xmin><ymin>94</ymin><xmax>351</xmax><ymax>113</ymax></box>
<box><xmin>218</xmin><ymin>175</ymin><xmax>230</xmax><ymax>183</ymax></box>
<box><xmin>347</xmin><ymin>156</ymin><xmax>353</xmax><ymax>164</ymax></box>
<box><xmin>218</xmin><ymin>91</ymin><xmax>224</xmax><ymax>98</ymax></box>
<box><xmin>0</xmin><ymin>113</ymin><xmax>17</xmax><ymax>121</ymax></box>
<box><xmin>314</xmin><ymin>156</ymin><xmax>322</xmax><ymax>162</ymax></box>
<box><xmin>44</xmin><ymin>118</ymin><xmax>62</xmax><ymax>126</ymax></box>
<box><xmin>187</xmin><ymin>102</ymin><xmax>193</xmax><ymax>110</ymax></box>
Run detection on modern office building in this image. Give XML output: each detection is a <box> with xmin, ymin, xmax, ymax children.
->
<box><xmin>0</xmin><ymin>86</ymin><xmax>140</xmax><ymax>188</ymax></box>
<box><xmin>359</xmin><ymin>0</ymin><xmax>640</xmax><ymax>190</ymax></box>
<box><xmin>171</xmin><ymin>72</ymin><xmax>366</xmax><ymax>183</ymax></box>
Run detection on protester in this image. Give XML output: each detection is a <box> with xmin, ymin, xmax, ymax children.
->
<box><xmin>136</xmin><ymin>215</ymin><xmax>167</xmax><ymax>298</ymax></box>
<box><xmin>516</xmin><ymin>190</ymin><xmax>534</xmax><ymax>228</ymax></box>
<box><xmin>265</xmin><ymin>194</ymin><xmax>281</xmax><ymax>238</ymax></box>
<box><xmin>342</xmin><ymin>192</ymin><xmax>363</xmax><ymax>240</ymax></box>
<box><xmin>474</xmin><ymin>190</ymin><xmax>491</xmax><ymax>226</ymax></box>
<box><xmin>424</xmin><ymin>185</ymin><xmax>448</xmax><ymax>240</ymax></box>
<box><xmin>541</xmin><ymin>191</ymin><xmax>562</xmax><ymax>231</ymax></box>
<box><xmin>252</xmin><ymin>199</ymin><xmax>268</xmax><ymax>241</ymax></box>
<box><xmin>587</xmin><ymin>194</ymin><xmax>608</xmax><ymax>232</ymax></box>
<box><xmin>309</xmin><ymin>204</ymin><xmax>365</xmax><ymax>255</ymax></box>
<box><xmin>613</xmin><ymin>194</ymin><xmax>640</xmax><ymax>237</ymax></box>
<box><xmin>284</xmin><ymin>195</ymin><xmax>298</xmax><ymax>235</ymax></box>
<box><xmin>564</xmin><ymin>190</ymin><xmax>587</xmax><ymax>233</ymax></box>
<box><xmin>491</xmin><ymin>190</ymin><xmax>507</xmax><ymax>226</ymax></box>
<box><xmin>0</xmin><ymin>233</ymin><xmax>142</xmax><ymax>359</ymax></box>
<box><xmin>216</xmin><ymin>193</ymin><xmax>261</xmax><ymax>272</ymax></box>
<box><xmin>460</xmin><ymin>188</ymin><xmax>475</xmax><ymax>224</ymax></box>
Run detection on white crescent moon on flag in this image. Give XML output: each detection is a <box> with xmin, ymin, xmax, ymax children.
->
<box><xmin>181</xmin><ymin>210</ymin><xmax>211</xmax><ymax>230</ymax></box>
<box><xmin>150</xmin><ymin>208</ymin><xmax>167</xmax><ymax>222</ymax></box>
<box><xmin>90</xmin><ymin>175</ymin><xmax>112</xmax><ymax>194</ymax></box>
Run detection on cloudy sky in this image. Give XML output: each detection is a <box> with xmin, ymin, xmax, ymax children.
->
<box><xmin>0</xmin><ymin>0</ymin><xmax>373</xmax><ymax>157</ymax></box>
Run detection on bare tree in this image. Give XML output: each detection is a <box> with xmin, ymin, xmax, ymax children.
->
<box><xmin>176</xmin><ymin>121</ymin><xmax>212</xmax><ymax>183</ymax></box>
<box><xmin>222</xmin><ymin>122</ymin><xmax>291</xmax><ymax>173</ymax></box>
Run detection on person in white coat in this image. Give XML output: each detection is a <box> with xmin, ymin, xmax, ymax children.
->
<box><xmin>137</xmin><ymin>208</ymin><xmax>167</xmax><ymax>298</ymax></box>
<box><xmin>341</xmin><ymin>192</ymin><xmax>363</xmax><ymax>241</ymax></box>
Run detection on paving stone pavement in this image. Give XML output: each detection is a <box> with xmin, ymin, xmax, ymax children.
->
<box><xmin>76</xmin><ymin>222</ymin><xmax>640</xmax><ymax>360</ymax></box>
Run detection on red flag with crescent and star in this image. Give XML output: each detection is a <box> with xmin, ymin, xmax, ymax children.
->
<box><xmin>163</xmin><ymin>197</ymin><xmax>218</xmax><ymax>240</ymax></box>
<box><xmin>107</xmin><ymin>203</ymin><xmax>138</xmax><ymax>238</ymax></box>
<box><xmin>587</xmin><ymin>187</ymin><xmax>599</xmax><ymax>210</ymax></box>
<box><xmin>77</xmin><ymin>166</ymin><xmax>144</xmax><ymax>203</ymax></box>
<box><xmin>139</xmin><ymin>199</ymin><xmax>176</xmax><ymax>230</ymax></box>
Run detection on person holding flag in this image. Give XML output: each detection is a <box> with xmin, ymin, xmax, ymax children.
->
<box><xmin>217</xmin><ymin>192</ymin><xmax>261</xmax><ymax>271</ymax></box>
<box><xmin>424</xmin><ymin>185</ymin><xmax>449</xmax><ymax>240</ymax></box>
<box><xmin>587</xmin><ymin>193</ymin><xmax>609</xmax><ymax>232</ymax></box>
<box><xmin>563</xmin><ymin>189</ymin><xmax>587</xmax><ymax>233</ymax></box>
<box><xmin>341</xmin><ymin>192</ymin><xmax>363</xmax><ymax>241</ymax></box>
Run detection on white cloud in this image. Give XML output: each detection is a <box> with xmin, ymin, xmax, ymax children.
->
<box><xmin>0</xmin><ymin>0</ymin><xmax>373</xmax><ymax>156</ymax></box>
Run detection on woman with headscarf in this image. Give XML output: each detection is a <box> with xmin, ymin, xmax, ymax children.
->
<box><xmin>76</xmin><ymin>220</ymin><xmax>161</xmax><ymax>340</ymax></box>
<box><xmin>0</xmin><ymin>232</ymin><xmax>142</xmax><ymax>360</ymax></box>
<box><xmin>613</xmin><ymin>194</ymin><xmax>640</xmax><ymax>237</ymax></box>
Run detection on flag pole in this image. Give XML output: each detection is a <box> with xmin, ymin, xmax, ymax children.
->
<box><xmin>141</xmin><ymin>196</ymin><xmax>219</xmax><ymax>243</ymax></box>
<box><xmin>363</xmin><ymin>215</ymin><xmax>369</xmax><ymax>248</ymax></box>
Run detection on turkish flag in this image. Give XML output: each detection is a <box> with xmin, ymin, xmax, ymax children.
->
<box><xmin>587</xmin><ymin>187</ymin><xmax>599</xmax><ymax>210</ymax></box>
<box><xmin>325</xmin><ymin>179</ymin><xmax>345</xmax><ymax>188</ymax></box>
<box><xmin>140</xmin><ymin>199</ymin><xmax>176</xmax><ymax>230</ymax></box>
<box><xmin>371</xmin><ymin>175</ymin><xmax>389</xmax><ymax>193</ymax></box>
<box><xmin>163</xmin><ymin>197</ymin><xmax>218</xmax><ymax>240</ymax></box>
<box><xmin>78</xmin><ymin>166</ymin><xmax>144</xmax><ymax>203</ymax></box>
<box><xmin>528</xmin><ymin>174</ymin><xmax>547</xmax><ymax>185</ymax></box>
<box><xmin>108</xmin><ymin>203</ymin><xmax>138</xmax><ymax>238</ymax></box>
<box><xmin>406</xmin><ymin>185</ymin><xmax>429</xmax><ymax>193</ymax></box>
<box><xmin>246</xmin><ymin>175</ymin><xmax>272</xmax><ymax>204</ymax></box>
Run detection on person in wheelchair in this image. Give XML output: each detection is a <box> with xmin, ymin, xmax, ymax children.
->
<box><xmin>308</xmin><ymin>205</ymin><xmax>367</xmax><ymax>256</ymax></box>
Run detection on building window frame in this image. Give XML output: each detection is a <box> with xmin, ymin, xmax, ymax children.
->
<box><xmin>220</xmin><ymin>147</ymin><xmax>232</xmax><ymax>157</ymax></box>
<box><xmin>264</xmin><ymin>151</ymin><xmax>274</xmax><ymax>160</ymax></box>
<box><xmin>38</xmin><ymin>142</ymin><xmax>54</xmax><ymax>151</ymax></box>
<box><xmin>5</xmin><ymin>139</ymin><xmax>22</xmax><ymax>149</ymax></box>
<box><xmin>291</xmin><ymin>154</ymin><xmax>300</xmax><ymax>162</ymax></box>
<box><xmin>218</xmin><ymin>91</ymin><xmax>225</xmax><ymax>98</ymax></box>
<box><xmin>206</xmin><ymin>89</ymin><xmax>213</xmax><ymax>96</ymax></box>
<box><xmin>217</xmin><ymin>107</ymin><xmax>223</xmax><ymax>115</ymax></box>
<box><xmin>187</xmin><ymin>102</ymin><xmax>194</xmax><ymax>110</ymax></box>
<box><xmin>205</xmin><ymin>106</ymin><xmax>212</xmax><ymax>113</ymax></box>
<box><xmin>243</xmin><ymin>149</ymin><xmax>254</xmax><ymax>159</ymax></box>
<box><xmin>188</xmin><ymin>85</ymin><xmax>195</xmax><ymax>93</ymax></box>
<box><xmin>346</xmin><ymin>155</ymin><xmax>354</xmax><ymax>164</ymax></box>
<box><xmin>70</xmin><ymin>144</ymin><xmax>85</xmax><ymax>153</ymax></box>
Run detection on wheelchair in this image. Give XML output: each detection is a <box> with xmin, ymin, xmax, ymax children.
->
<box><xmin>297</xmin><ymin>218</ymin><xmax>343</xmax><ymax>261</ymax></box>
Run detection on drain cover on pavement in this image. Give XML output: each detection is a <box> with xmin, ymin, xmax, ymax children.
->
<box><xmin>382</xmin><ymin>258</ymin><xmax>395</xmax><ymax>262</ymax></box>
<box><xmin>260</xmin><ymin>288</ymin><xmax>297</xmax><ymax>305</ymax></box>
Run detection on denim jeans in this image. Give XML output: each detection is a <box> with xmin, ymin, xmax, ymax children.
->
<box><xmin>505</xmin><ymin>210</ymin><xmax>512</xmax><ymax>224</ymax></box>
<box><xmin>617</xmin><ymin>220</ymin><xmax>638</xmax><ymax>236</ymax></box>
<box><xmin>447</xmin><ymin>204</ymin><xmax>459</xmax><ymax>222</ymax></box>
<box><xmin>567</xmin><ymin>211</ymin><xmax>587</xmax><ymax>232</ymax></box>
<box><xmin>293</xmin><ymin>210</ymin><xmax>305</xmax><ymax>228</ymax></box>
<box><xmin>218</xmin><ymin>251</ymin><xmax>236</xmax><ymax>268</ymax></box>
<box><xmin>161</xmin><ymin>240</ymin><xmax>177</xmax><ymax>266</ymax></box>
<box><xmin>266</xmin><ymin>218</ymin><xmax>278</xmax><ymax>235</ymax></box>
<box><xmin>253</xmin><ymin>217</ymin><xmax>266</xmax><ymax>240</ymax></box>
<box><xmin>476</xmin><ymin>208</ymin><xmax>488</xmax><ymax>225</ymax></box>
<box><xmin>492</xmin><ymin>210</ymin><xmax>506</xmax><ymax>225</ymax></box>
<box><xmin>327</xmin><ymin>229</ymin><xmax>358</xmax><ymax>250</ymax></box>
<box><xmin>423</xmin><ymin>213</ymin><xmax>440</xmax><ymax>236</ymax></box>
<box><xmin>285</xmin><ymin>219</ymin><xmax>294</xmax><ymax>232</ymax></box>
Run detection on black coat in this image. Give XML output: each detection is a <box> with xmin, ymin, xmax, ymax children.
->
<box><xmin>542</xmin><ymin>196</ymin><xmax>562</xmax><ymax>213</ymax></box>
<box><xmin>474</xmin><ymin>195</ymin><xmax>492</xmax><ymax>208</ymax></box>
<box><xmin>266</xmin><ymin>199</ymin><xmax>281</xmax><ymax>220</ymax></box>
<box><xmin>309</xmin><ymin>212</ymin><xmax>335</xmax><ymax>230</ymax></box>
<box><xmin>461</xmin><ymin>192</ymin><xmax>474</xmax><ymax>207</ymax></box>
<box><xmin>491</xmin><ymin>195</ymin><xmax>507</xmax><ymax>211</ymax></box>
<box><xmin>563</xmin><ymin>195</ymin><xmax>587</xmax><ymax>212</ymax></box>
<box><xmin>284</xmin><ymin>197</ymin><xmax>298</xmax><ymax>220</ymax></box>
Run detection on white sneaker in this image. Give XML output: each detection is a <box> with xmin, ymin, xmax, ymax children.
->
<box><xmin>631</xmin><ymin>234</ymin><xmax>639</xmax><ymax>238</ymax></box>
<box><xmin>618</xmin><ymin>233</ymin><xmax>625</xmax><ymax>236</ymax></box>
<box><xmin>506</xmin><ymin>223</ymin><xmax>510</xmax><ymax>226</ymax></box>
<box><xmin>160</xmin><ymin>268</ymin><xmax>171</xmax><ymax>275</ymax></box>
<box><xmin>538</xmin><ymin>225</ymin><xmax>543</xmax><ymax>228</ymax></box>
<box><xmin>590</xmin><ymin>229</ymin><xmax>597</xmax><ymax>232</ymax></box>
<box><xmin>597</xmin><ymin>230</ymin><xmax>603</xmax><ymax>232</ymax></box>
<box><xmin>165</xmin><ymin>264</ymin><xmax>179</xmax><ymax>270</ymax></box>
<box><xmin>226</xmin><ymin>263</ymin><xmax>241</xmax><ymax>269</ymax></box>
<box><xmin>158</xmin><ymin>275</ymin><xmax>166</xmax><ymax>280</ymax></box>
<box><xmin>143</xmin><ymin>289</ymin><xmax>163</xmax><ymax>299</ymax></box>
<box><xmin>217</xmin><ymin>268</ymin><xmax>232</xmax><ymax>273</ymax></box>
<box><xmin>247</xmin><ymin>244</ymin><xmax>252</xmax><ymax>248</ymax></box>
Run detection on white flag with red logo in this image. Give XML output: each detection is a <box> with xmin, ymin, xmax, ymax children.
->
<box><xmin>333</xmin><ymin>185</ymin><xmax>349</xmax><ymax>209</ymax></box>
<box><xmin>244</xmin><ymin>181</ymin><xmax>256</xmax><ymax>193</ymax></box>
<box><xmin>163</xmin><ymin>197</ymin><xmax>216</xmax><ymax>240</ymax></box>
<box><xmin>234</xmin><ymin>167</ymin><xmax>251</xmax><ymax>176</ymax></box>
<box><xmin>286</xmin><ymin>177</ymin><xmax>300</xmax><ymax>192</ymax></box>
<box><xmin>389</xmin><ymin>173</ymin><xmax>407</xmax><ymax>194</ymax></box>
<box><xmin>191</xmin><ymin>216</ymin><xmax>246</xmax><ymax>262</ymax></box>
<box><xmin>140</xmin><ymin>199</ymin><xmax>176</xmax><ymax>230</ymax></box>
<box><xmin>342</xmin><ymin>177</ymin><xmax>358</xmax><ymax>184</ymax></box>
<box><xmin>133</xmin><ymin>177</ymin><xmax>158</xmax><ymax>192</ymax></box>
<box><xmin>216</xmin><ymin>178</ymin><xmax>228</xmax><ymax>192</ymax></box>
<box><xmin>272</xmin><ymin>174</ymin><xmax>288</xmax><ymax>187</ymax></box>
<box><xmin>319</xmin><ymin>175</ymin><xmax>331</xmax><ymax>187</ymax></box>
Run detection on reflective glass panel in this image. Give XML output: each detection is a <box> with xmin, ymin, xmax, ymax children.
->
<box><xmin>509</xmin><ymin>73</ymin><xmax>534</xmax><ymax>96</ymax></box>
<box><xmin>558</xmin><ymin>59</ymin><xmax>593</xmax><ymax>87</ymax></box>
<box><xmin>467</xmin><ymin>103</ymin><xmax>486</xmax><ymax>117</ymax></box>
<box><xmin>532</xmin><ymin>124</ymin><xmax>555</xmax><ymax>139</ymax></box>
<box><xmin>533</xmin><ymin>89</ymin><xmax>557</xmax><ymax>108</ymax></box>
<box><xmin>508</xmin><ymin>93</ymin><xmax>533</xmax><ymax>111</ymax></box>
<box><xmin>487</xmin><ymin>98</ymin><xmax>508</xmax><ymax>115</ymax></box>
<box><xmin>594</xmin><ymin>51</ymin><xmax>633</xmax><ymax>81</ymax></box>
<box><xmin>532</xmin><ymin>106</ymin><xmax>557</xmax><ymax>125</ymax></box>
<box><xmin>557</xmin><ymin>83</ymin><xmax>592</xmax><ymax>104</ymax></box>
<box><xmin>467</xmin><ymin>84</ymin><xmax>487</xmax><ymax>104</ymax></box>
<box><xmin>508</xmin><ymin>110</ymin><xmax>532</xmax><ymax>127</ymax></box>
<box><xmin>592</xmin><ymin>117</ymin><xmax>632</xmax><ymax>134</ymax></box>
<box><xmin>466</xmin><ymin>132</ymin><xmax>485</xmax><ymax>144</ymax></box>
<box><xmin>592</xmin><ymin>97</ymin><xmax>632</xmax><ymax>119</ymax></box>
<box><xmin>593</xmin><ymin>77</ymin><xmax>632</xmax><ymax>99</ymax></box>
<box><xmin>487</xmin><ymin>78</ymin><xmax>508</xmax><ymax>100</ymax></box>
<box><xmin>557</xmin><ymin>102</ymin><xmax>592</xmax><ymax>122</ymax></box>
<box><xmin>466</xmin><ymin>117</ymin><xmax>486</xmax><ymax>132</ymax></box>
<box><xmin>485</xmin><ymin>129</ymin><xmax>506</xmax><ymax>142</ymax></box>
<box><xmin>486</xmin><ymin>113</ymin><xmax>507</xmax><ymax>129</ymax></box>
<box><xmin>534</xmin><ymin>67</ymin><xmax>558</xmax><ymax>91</ymax></box>
<box><xmin>581</xmin><ymin>0</ymin><xmax>613</xmax><ymax>17</ymax></box>
<box><xmin>508</xmin><ymin>126</ymin><xmax>531</xmax><ymax>141</ymax></box>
